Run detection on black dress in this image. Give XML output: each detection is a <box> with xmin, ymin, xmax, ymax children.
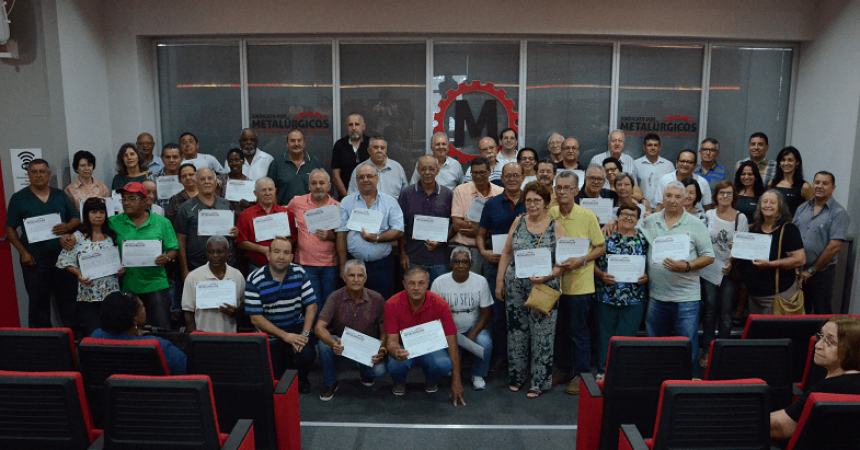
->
<box><xmin>736</xmin><ymin>195</ymin><xmax>759</xmax><ymax>224</ymax></box>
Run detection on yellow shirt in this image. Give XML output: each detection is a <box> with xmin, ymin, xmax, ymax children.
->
<box><xmin>548</xmin><ymin>204</ymin><xmax>606</xmax><ymax>295</ymax></box>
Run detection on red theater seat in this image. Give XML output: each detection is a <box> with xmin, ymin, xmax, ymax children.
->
<box><xmin>704</xmin><ymin>338</ymin><xmax>794</xmax><ymax>410</ymax></box>
<box><xmin>0</xmin><ymin>327</ymin><xmax>78</xmax><ymax>371</ymax></box>
<box><xmin>785</xmin><ymin>393</ymin><xmax>860</xmax><ymax>450</ymax></box>
<box><xmin>792</xmin><ymin>336</ymin><xmax>827</xmax><ymax>401</ymax></box>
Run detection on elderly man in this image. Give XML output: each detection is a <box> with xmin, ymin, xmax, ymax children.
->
<box><xmin>463</xmin><ymin>137</ymin><xmax>503</xmax><ymax>184</ymax></box>
<box><xmin>654</xmin><ymin>150</ymin><xmax>712</xmax><ymax>209</ymax></box>
<box><xmin>399</xmin><ymin>155</ymin><xmax>454</xmax><ymax>287</ymax></box>
<box><xmin>590</xmin><ymin>130</ymin><xmax>635</xmax><ymax>177</ymax></box>
<box><xmin>5</xmin><ymin>159</ymin><xmax>80</xmax><ymax>328</ymax></box>
<box><xmin>640</xmin><ymin>181</ymin><xmax>715</xmax><ymax>365</ymax></box>
<box><xmin>409</xmin><ymin>133</ymin><xmax>463</xmax><ymax>190</ymax></box>
<box><xmin>175</xmin><ymin>168</ymin><xmax>238</xmax><ymax>281</ymax></box>
<box><xmin>497</xmin><ymin>128</ymin><xmax>519</xmax><ymax>169</ymax></box>
<box><xmin>632</xmin><ymin>133</ymin><xmax>674</xmax><ymax>203</ymax></box>
<box><xmin>347</xmin><ymin>136</ymin><xmax>408</xmax><ymax>198</ymax></box>
<box><xmin>246</xmin><ymin>238</ymin><xmax>317</xmax><ymax>393</ymax></box>
<box><xmin>137</xmin><ymin>132</ymin><xmax>162</xmax><ymax>174</ymax></box>
<box><xmin>452</xmin><ymin>156</ymin><xmax>504</xmax><ymax>276</ymax></box>
<box><xmin>287</xmin><ymin>169</ymin><xmax>340</xmax><ymax>310</ymax></box>
<box><xmin>548</xmin><ymin>170</ymin><xmax>607</xmax><ymax>394</ymax></box>
<box><xmin>794</xmin><ymin>171</ymin><xmax>850</xmax><ymax>314</ymax></box>
<box><xmin>140</xmin><ymin>180</ymin><xmax>164</xmax><ymax>216</ymax></box>
<box><xmin>268</xmin><ymin>129</ymin><xmax>323</xmax><ymax>206</ymax></box>
<box><xmin>386</xmin><ymin>267</ymin><xmax>465</xmax><ymax>404</ymax></box>
<box><xmin>735</xmin><ymin>132</ymin><xmax>777</xmax><ymax>187</ymax></box>
<box><xmin>477</xmin><ymin>162</ymin><xmax>526</xmax><ymax>371</ymax></box>
<box><xmin>314</xmin><ymin>259</ymin><xmax>387</xmax><ymax>401</ymax></box>
<box><xmin>557</xmin><ymin>138</ymin><xmax>585</xmax><ymax>188</ymax></box>
<box><xmin>234</xmin><ymin>128</ymin><xmax>273</xmax><ymax>182</ymax></box>
<box><xmin>431</xmin><ymin>246</ymin><xmax>493</xmax><ymax>390</ymax></box>
<box><xmin>181</xmin><ymin>235</ymin><xmax>245</xmax><ymax>333</ymax></box>
<box><xmin>575</xmin><ymin>164</ymin><xmax>618</xmax><ymax>214</ymax></box>
<box><xmin>546</xmin><ymin>133</ymin><xmax>564</xmax><ymax>164</ymax></box>
<box><xmin>694</xmin><ymin>138</ymin><xmax>728</xmax><ymax>191</ymax></box>
<box><xmin>331</xmin><ymin>113</ymin><xmax>370</xmax><ymax>198</ymax></box>
<box><xmin>338</xmin><ymin>163</ymin><xmax>405</xmax><ymax>300</ymax></box>
<box><xmin>148</xmin><ymin>143</ymin><xmax>183</xmax><ymax>211</ymax></box>
<box><xmin>236</xmin><ymin>177</ymin><xmax>298</xmax><ymax>271</ymax></box>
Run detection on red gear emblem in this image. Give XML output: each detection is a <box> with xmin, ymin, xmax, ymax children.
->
<box><xmin>433</xmin><ymin>81</ymin><xmax>518</xmax><ymax>163</ymax></box>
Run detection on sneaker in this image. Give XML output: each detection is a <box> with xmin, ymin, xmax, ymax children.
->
<box><xmin>319</xmin><ymin>383</ymin><xmax>338</xmax><ymax>402</ymax></box>
<box><xmin>392</xmin><ymin>383</ymin><xmax>406</xmax><ymax>396</ymax></box>
<box><xmin>298</xmin><ymin>378</ymin><xmax>311</xmax><ymax>394</ymax></box>
<box><xmin>552</xmin><ymin>371</ymin><xmax>574</xmax><ymax>385</ymax></box>
<box><xmin>472</xmin><ymin>376</ymin><xmax>487</xmax><ymax>390</ymax></box>
<box><xmin>424</xmin><ymin>381</ymin><xmax>438</xmax><ymax>393</ymax></box>
<box><xmin>566</xmin><ymin>376</ymin><xmax>582</xmax><ymax>395</ymax></box>
<box><xmin>360</xmin><ymin>374</ymin><xmax>375</xmax><ymax>387</ymax></box>
<box><xmin>595</xmin><ymin>373</ymin><xmax>605</xmax><ymax>383</ymax></box>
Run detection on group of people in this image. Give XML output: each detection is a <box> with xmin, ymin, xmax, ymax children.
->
<box><xmin>3</xmin><ymin>114</ymin><xmax>850</xmax><ymax>406</ymax></box>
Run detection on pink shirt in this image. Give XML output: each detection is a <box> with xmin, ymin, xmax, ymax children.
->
<box><xmin>450</xmin><ymin>182</ymin><xmax>503</xmax><ymax>246</ymax></box>
<box><xmin>286</xmin><ymin>194</ymin><xmax>339</xmax><ymax>267</ymax></box>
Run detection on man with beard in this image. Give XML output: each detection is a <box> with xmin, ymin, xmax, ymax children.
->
<box><xmin>347</xmin><ymin>136</ymin><xmax>408</xmax><ymax>198</ymax></box>
<box><xmin>268</xmin><ymin>129</ymin><xmax>323</xmax><ymax>206</ymax></box>
<box><xmin>233</xmin><ymin>128</ymin><xmax>273</xmax><ymax>182</ymax></box>
<box><xmin>463</xmin><ymin>137</ymin><xmax>503</xmax><ymax>185</ymax></box>
<box><xmin>332</xmin><ymin>113</ymin><xmax>370</xmax><ymax>198</ymax></box>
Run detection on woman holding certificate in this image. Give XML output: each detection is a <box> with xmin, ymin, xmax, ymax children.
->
<box><xmin>496</xmin><ymin>182</ymin><xmax>566</xmax><ymax>398</ymax></box>
<box><xmin>216</xmin><ymin>148</ymin><xmax>253</xmax><ymax>216</ymax></box>
<box><xmin>110</xmin><ymin>143</ymin><xmax>149</xmax><ymax>190</ymax></box>
<box><xmin>732</xmin><ymin>190</ymin><xmax>805</xmax><ymax>314</ymax></box>
<box><xmin>56</xmin><ymin>198</ymin><xmax>124</xmax><ymax>336</ymax></box>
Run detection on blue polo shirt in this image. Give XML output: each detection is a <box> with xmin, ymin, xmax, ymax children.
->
<box><xmin>245</xmin><ymin>263</ymin><xmax>317</xmax><ymax>331</ymax></box>
<box><xmin>479</xmin><ymin>192</ymin><xmax>526</xmax><ymax>252</ymax></box>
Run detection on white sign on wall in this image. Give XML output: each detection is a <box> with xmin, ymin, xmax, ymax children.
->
<box><xmin>10</xmin><ymin>148</ymin><xmax>42</xmax><ymax>192</ymax></box>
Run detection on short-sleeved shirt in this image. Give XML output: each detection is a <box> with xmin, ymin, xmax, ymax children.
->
<box><xmin>245</xmin><ymin>263</ymin><xmax>317</xmax><ymax>331</ymax></box>
<box><xmin>694</xmin><ymin>163</ymin><xmax>729</xmax><ymax>191</ymax></box>
<box><xmin>347</xmin><ymin>159</ymin><xmax>409</xmax><ymax>199</ymax></box>
<box><xmin>596</xmin><ymin>231</ymin><xmax>649</xmax><ymax>306</ymax></box>
<box><xmin>633</xmin><ymin>156</ymin><xmax>674</xmax><ymax>203</ymax></box>
<box><xmin>109</xmin><ymin>212</ymin><xmax>179</xmax><ymax>294</ymax></box>
<box><xmin>65</xmin><ymin>177</ymin><xmax>110</xmax><ymax>207</ymax></box>
<box><xmin>793</xmin><ymin>198</ymin><xmax>850</xmax><ymax>271</ymax></box>
<box><xmin>183</xmin><ymin>154</ymin><xmax>226</xmax><ymax>174</ymax></box>
<box><xmin>736</xmin><ymin>158</ymin><xmax>777</xmax><ymax>188</ymax></box>
<box><xmin>384</xmin><ymin>290</ymin><xmax>458</xmax><ymax>339</ymax></box>
<box><xmin>174</xmin><ymin>196</ymin><xmax>234</xmax><ymax>270</ymax></box>
<box><xmin>235</xmin><ymin>204</ymin><xmax>298</xmax><ymax>267</ymax></box>
<box><xmin>639</xmin><ymin>210</ymin><xmax>715</xmax><ymax>302</ymax></box>
<box><xmin>337</xmin><ymin>191</ymin><xmax>404</xmax><ymax>262</ymax></box>
<box><xmin>331</xmin><ymin>135</ymin><xmax>370</xmax><ymax>189</ymax></box>
<box><xmin>654</xmin><ymin>171</ymin><xmax>712</xmax><ymax>207</ymax></box>
<box><xmin>267</xmin><ymin>152</ymin><xmax>323</xmax><ymax>207</ymax></box>
<box><xmin>286</xmin><ymin>193</ymin><xmax>339</xmax><ymax>267</ymax></box>
<box><xmin>56</xmin><ymin>231</ymin><xmax>121</xmax><ymax>302</ymax></box>
<box><xmin>548</xmin><ymin>204</ymin><xmax>606</xmax><ymax>295</ymax></box>
<box><xmin>317</xmin><ymin>287</ymin><xmax>385</xmax><ymax>338</ymax></box>
<box><xmin>451</xmin><ymin>182</ymin><xmax>504</xmax><ymax>246</ymax></box>
<box><xmin>165</xmin><ymin>190</ymin><xmax>193</xmax><ymax>224</ymax></box>
<box><xmin>147</xmin><ymin>156</ymin><xmax>164</xmax><ymax>175</ymax></box>
<box><xmin>738</xmin><ymin>223</ymin><xmax>805</xmax><ymax>296</ymax></box>
<box><xmin>409</xmin><ymin>156</ymin><xmax>464</xmax><ymax>191</ymax></box>
<box><xmin>479</xmin><ymin>193</ymin><xmax>526</xmax><ymax>253</ymax></box>
<box><xmin>430</xmin><ymin>272</ymin><xmax>493</xmax><ymax>334</ymax></box>
<box><xmin>232</xmin><ymin>149</ymin><xmax>273</xmax><ymax>182</ymax></box>
<box><xmin>398</xmin><ymin>183</ymin><xmax>454</xmax><ymax>266</ymax></box>
<box><xmin>784</xmin><ymin>373</ymin><xmax>860</xmax><ymax>422</ymax></box>
<box><xmin>111</xmin><ymin>174</ymin><xmax>149</xmax><ymax>191</ymax></box>
<box><xmin>181</xmin><ymin>263</ymin><xmax>246</xmax><ymax>333</ymax></box>
<box><xmin>5</xmin><ymin>186</ymin><xmax>79</xmax><ymax>261</ymax></box>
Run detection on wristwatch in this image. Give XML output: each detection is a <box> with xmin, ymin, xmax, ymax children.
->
<box><xmin>301</xmin><ymin>330</ymin><xmax>310</xmax><ymax>337</ymax></box>
<box><xmin>686</xmin><ymin>262</ymin><xmax>691</xmax><ymax>272</ymax></box>
<box><xmin>807</xmin><ymin>267</ymin><xmax>816</xmax><ymax>275</ymax></box>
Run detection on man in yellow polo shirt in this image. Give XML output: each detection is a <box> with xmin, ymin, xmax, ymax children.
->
<box><xmin>547</xmin><ymin>170</ymin><xmax>606</xmax><ymax>395</ymax></box>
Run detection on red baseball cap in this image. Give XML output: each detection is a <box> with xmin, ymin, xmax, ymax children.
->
<box><xmin>116</xmin><ymin>182</ymin><xmax>148</xmax><ymax>197</ymax></box>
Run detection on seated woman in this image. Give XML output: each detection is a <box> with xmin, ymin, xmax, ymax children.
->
<box><xmin>90</xmin><ymin>291</ymin><xmax>187</xmax><ymax>375</ymax></box>
<box><xmin>770</xmin><ymin>316</ymin><xmax>860</xmax><ymax>440</ymax></box>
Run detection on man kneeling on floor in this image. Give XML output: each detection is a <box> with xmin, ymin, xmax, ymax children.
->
<box><xmin>385</xmin><ymin>266</ymin><xmax>466</xmax><ymax>405</ymax></box>
<box><xmin>314</xmin><ymin>259</ymin><xmax>388</xmax><ymax>401</ymax></box>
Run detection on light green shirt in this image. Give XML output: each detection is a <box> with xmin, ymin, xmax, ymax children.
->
<box><xmin>109</xmin><ymin>212</ymin><xmax>179</xmax><ymax>294</ymax></box>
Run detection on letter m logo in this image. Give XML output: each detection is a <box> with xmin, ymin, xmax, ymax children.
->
<box><xmin>454</xmin><ymin>100</ymin><xmax>498</xmax><ymax>147</ymax></box>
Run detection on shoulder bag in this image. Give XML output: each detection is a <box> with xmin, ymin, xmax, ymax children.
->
<box><xmin>524</xmin><ymin>220</ymin><xmax>562</xmax><ymax>316</ymax></box>
<box><xmin>773</xmin><ymin>223</ymin><xmax>805</xmax><ymax>315</ymax></box>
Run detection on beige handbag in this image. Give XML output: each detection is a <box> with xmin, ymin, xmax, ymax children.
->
<box><xmin>773</xmin><ymin>224</ymin><xmax>805</xmax><ymax>315</ymax></box>
<box><xmin>523</xmin><ymin>222</ymin><xmax>561</xmax><ymax>316</ymax></box>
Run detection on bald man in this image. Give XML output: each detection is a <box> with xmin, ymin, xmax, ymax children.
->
<box><xmin>137</xmin><ymin>132</ymin><xmax>162</xmax><ymax>174</ymax></box>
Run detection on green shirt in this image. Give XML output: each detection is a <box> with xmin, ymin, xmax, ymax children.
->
<box><xmin>5</xmin><ymin>187</ymin><xmax>79</xmax><ymax>261</ymax></box>
<box><xmin>109</xmin><ymin>212</ymin><xmax>179</xmax><ymax>294</ymax></box>
<box><xmin>267</xmin><ymin>152</ymin><xmax>322</xmax><ymax>206</ymax></box>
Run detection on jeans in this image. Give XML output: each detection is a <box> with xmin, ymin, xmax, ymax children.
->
<box><xmin>365</xmin><ymin>256</ymin><xmax>394</xmax><ymax>300</ymax></box>
<box><xmin>304</xmin><ymin>265</ymin><xmax>339</xmax><ymax>310</ymax></box>
<box><xmin>646</xmin><ymin>299</ymin><xmax>700</xmax><ymax>366</ymax></box>
<box><xmin>701</xmin><ymin>276</ymin><xmax>739</xmax><ymax>352</ymax></box>
<box><xmin>413</xmin><ymin>264</ymin><xmax>450</xmax><ymax>289</ymax></box>
<box><xmin>388</xmin><ymin>348</ymin><xmax>452</xmax><ymax>384</ymax></box>
<box><xmin>460</xmin><ymin>327</ymin><xmax>493</xmax><ymax>377</ymax></box>
<box><xmin>136</xmin><ymin>289</ymin><xmax>171</xmax><ymax>330</ymax></box>
<box><xmin>482</xmin><ymin>263</ymin><xmax>506</xmax><ymax>360</ymax></box>
<box><xmin>555</xmin><ymin>294</ymin><xmax>592</xmax><ymax>375</ymax></box>
<box><xmin>595</xmin><ymin>301</ymin><xmax>646</xmax><ymax>373</ymax></box>
<box><xmin>317</xmin><ymin>336</ymin><xmax>388</xmax><ymax>387</ymax></box>
<box><xmin>269</xmin><ymin>325</ymin><xmax>316</xmax><ymax>381</ymax></box>
<box><xmin>22</xmin><ymin>259</ymin><xmax>77</xmax><ymax>329</ymax></box>
<box><xmin>804</xmin><ymin>266</ymin><xmax>836</xmax><ymax>314</ymax></box>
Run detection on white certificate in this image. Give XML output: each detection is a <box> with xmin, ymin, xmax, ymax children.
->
<box><xmin>346</xmin><ymin>208</ymin><xmax>384</xmax><ymax>233</ymax></box>
<box><xmin>340</xmin><ymin>327</ymin><xmax>381</xmax><ymax>367</ymax></box>
<box><xmin>303</xmin><ymin>204</ymin><xmax>342</xmax><ymax>232</ymax></box>
<box><xmin>492</xmin><ymin>234</ymin><xmax>507</xmax><ymax>254</ymax></box>
<box><xmin>79</xmin><ymin>198</ymin><xmax>116</xmax><ymax>221</ymax></box>
<box><xmin>121</xmin><ymin>240</ymin><xmax>162</xmax><ymax>267</ymax></box>
<box><xmin>731</xmin><ymin>232</ymin><xmax>773</xmax><ymax>261</ymax></box>
<box><xmin>23</xmin><ymin>213</ymin><xmax>62</xmax><ymax>243</ymax></box>
<box><xmin>606</xmin><ymin>254</ymin><xmax>646</xmax><ymax>283</ymax></box>
<box><xmin>224</xmin><ymin>180</ymin><xmax>256</xmax><ymax>202</ymax></box>
<box><xmin>253</xmin><ymin>212</ymin><xmax>291</xmax><ymax>242</ymax></box>
<box><xmin>111</xmin><ymin>190</ymin><xmax>124</xmax><ymax>214</ymax></box>
<box><xmin>412</xmin><ymin>215</ymin><xmax>449</xmax><ymax>242</ymax></box>
<box><xmin>151</xmin><ymin>204</ymin><xmax>164</xmax><ymax>216</ymax></box>
<box><xmin>580</xmin><ymin>198</ymin><xmax>614</xmax><ymax>224</ymax></box>
<box><xmin>456</xmin><ymin>333</ymin><xmax>485</xmax><ymax>358</ymax></box>
<box><xmin>700</xmin><ymin>259</ymin><xmax>724</xmax><ymax>286</ymax></box>
<box><xmin>650</xmin><ymin>234</ymin><xmax>691</xmax><ymax>264</ymax></box>
<box><xmin>194</xmin><ymin>279</ymin><xmax>236</xmax><ymax>309</ymax></box>
<box><xmin>465</xmin><ymin>197</ymin><xmax>487</xmax><ymax>223</ymax></box>
<box><xmin>401</xmin><ymin>320</ymin><xmax>448</xmax><ymax>359</ymax></box>
<box><xmin>556</xmin><ymin>237</ymin><xmax>590</xmax><ymax>262</ymax></box>
<box><xmin>78</xmin><ymin>246</ymin><xmax>122</xmax><ymax>280</ymax></box>
<box><xmin>197</xmin><ymin>210</ymin><xmax>234</xmax><ymax>236</ymax></box>
<box><xmin>514</xmin><ymin>247</ymin><xmax>553</xmax><ymax>278</ymax></box>
<box><xmin>156</xmin><ymin>175</ymin><xmax>183</xmax><ymax>200</ymax></box>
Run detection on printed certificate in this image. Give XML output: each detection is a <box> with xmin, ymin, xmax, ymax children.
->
<box><xmin>514</xmin><ymin>247</ymin><xmax>553</xmax><ymax>278</ymax></box>
<box><xmin>79</xmin><ymin>246</ymin><xmax>122</xmax><ymax>280</ymax></box>
<box><xmin>456</xmin><ymin>333</ymin><xmax>485</xmax><ymax>358</ymax></box>
<box><xmin>346</xmin><ymin>208</ymin><xmax>384</xmax><ymax>233</ymax></box>
<box><xmin>156</xmin><ymin>175</ymin><xmax>183</xmax><ymax>200</ymax></box>
<box><xmin>340</xmin><ymin>327</ymin><xmax>382</xmax><ymax>367</ymax></box>
<box><xmin>580</xmin><ymin>198</ymin><xmax>613</xmax><ymax>224</ymax></box>
<box><xmin>412</xmin><ymin>215</ymin><xmax>449</xmax><ymax>242</ymax></box>
<box><xmin>401</xmin><ymin>320</ymin><xmax>448</xmax><ymax>359</ymax></box>
<box><xmin>23</xmin><ymin>213</ymin><xmax>62</xmax><ymax>243</ymax></box>
<box><xmin>556</xmin><ymin>237</ymin><xmax>590</xmax><ymax>262</ymax></box>
<box><xmin>253</xmin><ymin>212</ymin><xmax>292</xmax><ymax>241</ymax></box>
<box><xmin>699</xmin><ymin>259</ymin><xmax>724</xmax><ymax>285</ymax></box>
<box><xmin>731</xmin><ymin>232</ymin><xmax>773</xmax><ymax>261</ymax></box>
<box><xmin>224</xmin><ymin>180</ymin><xmax>256</xmax><ymax>202</ymax></box>
<box><xmin>121</xmin><ymin>240</ymin><xmax>161</xmax><ymax>267</ymax></box>
<box><xmin>194</xmin><ymin>279</ymin><xmax>237</xmax><ymax>309</ymax></box>
<box><xmin>650</xmin><ymin>234</ymin><xmax>690</xmax><ymax>264</ymax></box>
<box><xmin>606</xmin><ymin>254</ymin><xmax>646</xmax><ymax>283</ymax></box>
<box><xmin>465</xmin><ymin>197</ymin><xmax>487</xmax><ymax>223</ymax></box>
<box><xmin>303</xmin><ymin>204</ymin><xmax>342</xmax><ymax>232</ymax></box>
<box><xmin>197</xmin><ymin>210</ymin><xmax>233</xmax><ymax>236</ymax></box>
<box><xmin>492</xmin><ymin>234</ymin><xmax>507</xmax><ymax>254</ymax></box>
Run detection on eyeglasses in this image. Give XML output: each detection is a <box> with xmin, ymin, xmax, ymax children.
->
<box><xmin>718</xmin><ymin>191</ymin><xmax>734</xmax><ymax>197</ymax></box>
<box><xmin>816</xmin><ymin>333</ymin><xmax>837</xmax><ymax>348</ymax></box>
<box><xmin>586</xmin><ymin>176</ymin><xmax>604</xmax><ymax>183</ymax></box>
<box><xmin>451</xmin><ymin>259</ymin><xmax>471</xmax><ymax>266</ymax></box>
<box><xmin>700</xmin><ymin>148</ymin><xmax>719</xmax><ymax>153</ymax></box>
<box><xmin>619</xmin><ymin>212</ymin><xmax>639</xmax><ymax>219</ymax></box>
<box><xmin>525</xmin><ymin>199</ymin><xmax>544</xmax><ymax>205</ymax></box>
<box><xmin>502</xmin><ymin>173</ymin><xmax>522</xmax><ymax>180</ymax></box>
<box><xmin>555</xmin><ymin>186</ymin><xmax>576</xmax><ymax>193</ymax></box>
<box><xmin>356</xmin><ymin>174</ymin><xmax>377</xmax><ymax>181</ymax></box>
<box><xmin>120</xmin><ymin>196</ymin><xmax>142</xmax><ymax>204</ymax></box>
<box><xmin>677</xmin><ymin>160</ymin><xmax>696</xmax><ymax>166</ymax></box>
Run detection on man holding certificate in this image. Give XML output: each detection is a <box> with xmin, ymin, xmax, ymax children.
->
<box><xmin>639</xmin><ymin>181</ymin><xmax>715</xmax><ymax>366</ymax></box>
<box><xmin>398</xmin><ymin>155</ymin><xmax>454</xmax><ymax>287</ymax></box>
<box><xmin>6</xmin><ymin>159</ymin><xmax>81</xmax><ymax>328</ymax></box>
<box><xmin>182</xmin><ymin>236</ymin><xmax>245</xmax><ymax>333</ymax></box>
<box><xmin>147</xmin><ymin>143</ymin><xmax>183</xmax><ymax>211</ymax></box>
<box><xmin>385</xmin><ymin>267</ymin><xmax>464</xmax><ymax>405</ymax></box>
<box><xmin>450</xmin><ymin>156</ymin><xmax>502</xmax><ymax>275</ymax></box>
<box><xmin>314</xmin><ymin>260</ymin><xmax>387</xmax><ymax>401</ymax></box>
<box><xmin>574</xmin><ymin>164</ymin><xmax>617</xmax><ymax>224</ymax></box>
<box><xmin>236</xmin><ymin>177</ymin><xmax>298</xmax><ymax>271</ymax></box>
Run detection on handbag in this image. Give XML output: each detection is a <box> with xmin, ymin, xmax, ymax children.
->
<box><xmin>773</xmin><ymin>223</ymin><xmax>805</xmax><ymax>315</ymax></box>
<box><xmin>523</xmin><ymin>221</ymin><xmax>562</xmax><ymax>316</ymax></box>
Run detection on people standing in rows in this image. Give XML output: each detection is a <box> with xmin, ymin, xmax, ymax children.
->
<box><xmin>136</xmin><ymin>132</ymin><xmax>162</xmax><ymax>174</ymax></box>
<box><xmin>590</xmin><ymin>130</ymin><xmax>635</xmax><ymax>178</ymax></box>
<box><xmin>734</xmin><ymin>160</ymin><xmax>765</xmax><ymax>224</ymax></box>
<box><xmin>694</xmin><ymin>137</ymin><xmax>728</xmax><ymax>191</ymax></box>
<box><xmin>65</xmin><ymin>150</ymin><xmax>109</xmax><ymax>207</ymax></box>
<box><xmin>736</xmin><ymin>132</ymin><xmax>777</xmax><ymax>188</ymax></box>
<box><xmin>654</xmin><ymin>149</ymin><xmax>711</xmax><ymax>210</ymax></box>
<box><xmin>409</xmin><ymin>133</ymin><xmax>463</xmax><ymax>191</ymax></box>
<box><xmin>180</xmin><ymin>132</ymin><xmax>225</xmax><ymax>173</ymax></box>
<box><xmin>769</xmin><ymin>146</ymin><xmax>813</xmax><ymax>215</ymax></box>
<box><xmin>181</xmin><ymin>235</ymin><xmax>245</xmax><ymax>333</ymax></box>
<box><xmin>331</xmin><ymin>113</ymin><xmax>370</xmax><ymax>198</ymax></box>
<box><xmin>575</xmin><ymin>164</ymin><xmax>618</xmax><ymax>219</ymax></box>
<box><xmin>148</xmin><ymin>143</ymin><xmax>183</xmax><ymax>211</ymax></box>
<box><xmin>496</xmin><ymin>128</ymin><xmax>520</xmax><ymax>169</ymax></box>
<box><xmin>111</xmin><ymin>143</ymin><xmax>149</xmax><ymax>190</ymax></box>
<box><xmin>234</xmin><ymin>128</ymin><xmax>273</xmax><ymax>182</ymax></box>
<box><xmin>268</xmin><ymin>129</ymin><xmax>323</xmax><ymax>207</ymax></box>
<box><xmin>463</xmin><ymin>137</ymin><xmax>503</xmax><ymax>184</ymax></box>
<box><xmin>347</xmin><ymin>136</ymin><xmax>408</xmax><ymax>198</ymax></box>
<box><xmin>633</xmin><ymin>133</ymin><xmax>673</xmax><ymax>205</ymax></box>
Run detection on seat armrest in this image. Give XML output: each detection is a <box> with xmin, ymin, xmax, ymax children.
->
<box><xmin>582</xmin><ymin>372</ymin><xmax>603</xmax><ymax>398</ymax></box>
<box><xmin>274</xmin><ymin>369</ymin><xmax>297</xmax><ymax>395</ymax></box>
<box><xmin>619</xmin><ymin>424</ymin><xmax>650</xmax><ymax>450</ymax></box>
<box><xmin>221</xmin><ymin>419</ymin><xmax>255</xmax><ymax>450</ymax></box>
<box><xmin>793</xmin><ymin>383</ymin><xmax>803</xmax><ymax>397</ymax></box>
<box><xmin>87</xmin><ymin>434</ymin><xmax>105</xmax><ymax>450</ymax></box>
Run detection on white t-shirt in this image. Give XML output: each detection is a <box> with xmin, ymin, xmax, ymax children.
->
<box><xmin>705</xmin><ymin>209</ymin><xmax>749</xmax><ymax>262</ymax></box>
<box><xmin>430</xmin><ymin>272</ymin><xmax>493</xmax><ymax>334</ymax></box>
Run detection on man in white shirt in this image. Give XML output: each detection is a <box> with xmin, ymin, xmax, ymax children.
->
<box><xmin>180</xmin><ymin>132</ymin><xmax>226</xmax><ymax>173</ymax></box>
<box><xmin>430</xmin><ymin>246</ymin><xmax>493</xmax><ymax>390</ymax></box>
<box><xmin>496</xmin><ymin>128</ymin><xmax>519</xmax><ymax>170</ymax></box>
<box><xmin>410</xmin><ymin>132</ymin><xmax>463</xmax><ymax>191</ymax></box>
<box><xmin>182</xmin><ymin>236</ymin><xmax>245</xmax><ymax>333</ymax></box>
<box><xmin>232</xmin><ymin>128</ymin><xmax>273</xmax><ymax>181</ymax></box>
<box><xmin>633</xmin><ymin>133</ymin><xmax>674</xmax><ymax>204</ymax></box>
<box><xmin>590</xmin><ymin>130</ymin><xmax>635</xmax><ymax>179</ymax></box>
<box><xmin>347</xmin><ymin>136</ymin><xmax>408</xmax><ymax>198</ymax></box>
<box><xmin>654</xmin><ymin>149</ymin><xmax>712</xmax><ymax>209</ymax></box>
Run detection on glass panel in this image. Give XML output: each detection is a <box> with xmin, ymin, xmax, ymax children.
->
<box><xmin>433</xmin><ymin>42</ymin><xmax>520</xmax><ymax>163</ymax></box>
<box><xmin>708</xmin><ymin>47</ymin><xmax>793</xmax><ymax>170</ymax></box>
<box><xmin>340</xmin><ymin>43</ymin><xmax>426</xmax><ymax>179</ymax></box>
<box><xmin>617</xmin><ymin>45</ymin><xmax>704</xmax><ymax>163</ymax></box>
<box><xmin>247</xmin><ymin>43</ymin><xmax>333</xmax><ymax>170</ymax></box>
<box><xmin>526</xmin><ymin>42</ymin><xmax>612</xmax><ymax>161</ymax></box>
<box><xmin>157</xmin><ymin>44</ymin><xmax>241</xmax><ymax>163</ymax></box>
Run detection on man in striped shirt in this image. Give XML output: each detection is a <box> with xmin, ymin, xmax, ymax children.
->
<box><xmin>245</xmin><ymin>237</ymin><xmax>318</xmax><ymax>393</ymax></box>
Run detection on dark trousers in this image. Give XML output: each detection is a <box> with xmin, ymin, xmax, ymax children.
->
<box><xmin>803</xmin><ymin>266</ymin><xmax>836</xmax><ymax>314</ymax></box>
<box><xmin>364</xmin><ymin>256</ymin><xmax>394</xmax><ymax>300</ymax></box>
<box><xmin>77</xmin><ymin>302</ymin><xmax>102</xmax><ymax>337</ymax></box>
<box><xmin>555</xmin><ymin>294</ymin><xmax>592</xmax><ymax>375</ymax></box>
<box><xmin>22</xmin><ymin>259</ymin><xmax>77</xmax><ymax>329</ymax></box>
<box><xmin>137</xmin><ymin>289</ymin><xmax>171</xmax><ymax>329</ymax></box>
<box><xmin>269</xmin><ymin>324</ymin><xmax>316</xmax><ymax>381</ymax></box>
<box><xmin>483</xmin><ymin>263</ymin><xmax>507</xmax><ymax>360</ymax></box>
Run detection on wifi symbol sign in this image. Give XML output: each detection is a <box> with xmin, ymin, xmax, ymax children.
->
<box><xmin>19</xmin><ymin>151</ymin><xmax>35</xmax><ymax>170</ymax></box>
